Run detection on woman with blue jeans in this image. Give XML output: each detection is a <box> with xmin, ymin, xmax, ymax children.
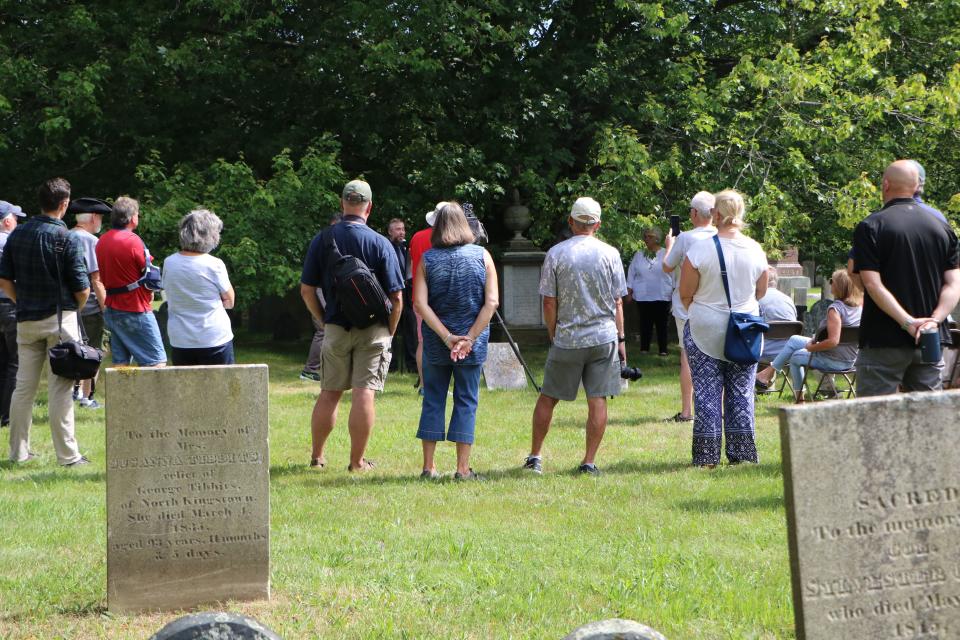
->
<box><xmin>755</xmin><ymin>269</ymin><xmax>862</xmax><ymax>401</ymax></box>
<box><xmin>413</xmin><ymin>202</ymin><xmax>498</xmax><ymax>480</ymax></box>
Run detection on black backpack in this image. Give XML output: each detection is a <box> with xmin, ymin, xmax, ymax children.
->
<box><xmin>324</xmin><ymin>231</ymin><xmax>390</xmax><ymax>329</ymax></box>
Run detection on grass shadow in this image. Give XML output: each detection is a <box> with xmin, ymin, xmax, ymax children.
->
<box><xmin>1</xmin><ymin>602</ymin><xmax>106</xmax><ymax>623</ymax></box>
<box><xmin>600</xmin><ymin>459</ymin><xmax>691</xmax><ymax>475</ymax></box>
<box><xmin>0</xmin><ymin>466</ymin><xmax>105</xmax><ymax>483</ymax></box>
<box><xmin>674</xmin><ymin>493</ymin><xmax>784</xmax><ymax>513</ymax></box>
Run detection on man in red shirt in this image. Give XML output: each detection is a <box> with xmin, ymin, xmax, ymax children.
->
<box><xmin>95</xmin><ymin>197</ymin><xmax>167</xmax><ymax>366</ymax></box>
<box><xmin>409</xmin><ymin>202</ymin><xmax>444</xmax><ymax>389</ymax></box>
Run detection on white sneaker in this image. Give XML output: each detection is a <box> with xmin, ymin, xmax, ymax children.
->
<box><xmin>80</xmin><ymin>398</ymin><xmax>102</xmax><ymax>410</ymax></box>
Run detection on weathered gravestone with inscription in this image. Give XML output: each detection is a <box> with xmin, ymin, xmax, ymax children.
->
<box><xmin>781</xmin><ymin>392</ymin><xmax>960</xmax><ymax>640</ymax></box>
<box><xmin>106</xmin><ymin>365</ymin><xmax>270</xmax><ymax>613</ymax></box>
<box><xmin>482</xmin><ymin>343</ymin><xmax>528</xmax><ymax>390</ymax></box>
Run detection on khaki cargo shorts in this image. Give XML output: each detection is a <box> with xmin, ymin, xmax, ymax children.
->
<box><xmin>320</xmin><ymin>323</ymin><xmax>393</xmax><ymax>391</ymax></box>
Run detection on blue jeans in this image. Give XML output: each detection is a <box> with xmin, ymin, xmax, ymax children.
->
<box><xmin>104</xmin><ymin>308</ymin><xmax>167</xmax><ymax>366</ymax></box>
<box><xmin>416</xmin><ymin>362</ymin><xmax>482</xmax><ymax>444</ymax></box>
<box><xmin>770</xmin><ymin>334</ymin><xmax>852</xmax><ymax>391</ymax></box>
<box><xmin>171</xmin><ymin>341</ymin><xmax>235</xmax><ymax>366</ymax></box>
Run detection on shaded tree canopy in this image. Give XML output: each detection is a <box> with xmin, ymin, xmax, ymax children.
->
<box><xmin>1</xmin><ymin>0</ymin><xmax>958</xmax><ymax>303</ymax></box>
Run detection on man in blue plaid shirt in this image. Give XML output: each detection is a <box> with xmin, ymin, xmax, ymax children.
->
<box><xmin>0</xmin><ymin>178</ymin><xmax>91</xmax><ymax>466</ymax></box>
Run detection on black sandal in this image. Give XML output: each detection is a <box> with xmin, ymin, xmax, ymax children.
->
<box><xmin>347</xmin><ymin>459</ymin><xmax>376</xmax><ymax>472</ymax></box>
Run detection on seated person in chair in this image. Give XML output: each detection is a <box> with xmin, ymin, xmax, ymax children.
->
<box><xmin>755</xmin><ymin>269</ymin><xmax>862</xmax><ymax>402</ymax></box>
<box><xmin>758</xmin><ymin>266</ymin><xmax>797</xmax><ymax>361</ymax></box>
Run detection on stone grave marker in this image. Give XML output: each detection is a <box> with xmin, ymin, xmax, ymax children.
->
<box><xmin>151</xmin><ymin>612</ymin><xmax>282</xmax><ymax>640</ymax></box>
<box><xmin>563</xmin><ymin>618</ymin><xmax>667</xmax><ymax>640</ymax></box>
<box><xmin>781</xmin><ymin>392</ymin><xmax>960</xmax><ymax>640</ymax></box>
<box><xmin>106</xmin><ymin>365</ymin><xmax>270</xmax><ymax>613</ymax></box>
<box><xmin>482</xmin><ymin>343</ymin><xmax>528</xmax><ymax>390</ymax></box>
<box><xmin>502</xmin><ymin>253</ymin><xmax>546</xmax><ymax>327</ymax></box>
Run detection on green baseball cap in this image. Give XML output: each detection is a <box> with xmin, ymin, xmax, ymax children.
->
<box><xmin>342</xmin><ymin>180</ymin><xmax>372</xmax><ymax>203</ymax></box>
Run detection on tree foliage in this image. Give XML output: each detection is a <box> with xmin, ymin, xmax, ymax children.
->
<box><xmin>1</xmin><ymin>0</ymin><xmax>958</xmax><ymax>297</ymax></box>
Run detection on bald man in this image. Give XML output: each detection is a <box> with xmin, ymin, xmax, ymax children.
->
<box><xmin>851</xmin><ymin>159</ymin><xmax>960</xmax><ymax>396</ymax></box>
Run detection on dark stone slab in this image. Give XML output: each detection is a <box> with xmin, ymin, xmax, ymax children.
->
<box><xmin>150</xmin><ymin>612</ymin><xmax>281</xmax><ymax>640</ymax></box>
<box><xmin>563</xmin><ymin>618</ymin><xmax>667</xmax><ymax>639</ymax></box>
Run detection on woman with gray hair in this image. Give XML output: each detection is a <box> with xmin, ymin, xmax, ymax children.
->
<box><xmin>161</xmin><ymin>209</ymin><xmax>236</xmax><ymax>365</ymax></box>
<box><xmin>627</xmin><ymin>226</ymin><xmax>672</xmax><ymax>355</ymax></box>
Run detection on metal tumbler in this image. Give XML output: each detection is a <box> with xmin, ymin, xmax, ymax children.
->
<box><xmin>920</xmin><ymin>326</ymin><xmax>942</xmax><ymax>363</ymax></box>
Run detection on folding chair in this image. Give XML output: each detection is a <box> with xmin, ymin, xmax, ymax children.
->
<box><xmin>756</xmin><ymin>320</ymin><xmax>805</xmax><ymax>398</ymax></box>
<box><xmin>799</xmin><ymin>327</ymin><xmax>860</xmax><ymax>402</ymax></box>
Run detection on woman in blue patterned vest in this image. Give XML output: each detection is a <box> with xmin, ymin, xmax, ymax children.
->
<box><xmin>413</xmin><ymin>202</ymin><xmax>499</xmax><ymax>480</ymax></box>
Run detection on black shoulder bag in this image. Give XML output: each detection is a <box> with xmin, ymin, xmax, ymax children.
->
<box><xmin>48</xmin><ymin>231</ymin><xmax>103</xmax><ymax>380</ymax></box>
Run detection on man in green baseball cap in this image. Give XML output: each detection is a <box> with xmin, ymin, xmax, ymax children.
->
<box><xmin>341</xmin><ymin>180</ymin><xmax>372</xmax><ymax>203</ymax></box>
<box><xmin>300</xmin><ymin>178</ymin><xmax>404</xmax><ymax>472</ymax></box>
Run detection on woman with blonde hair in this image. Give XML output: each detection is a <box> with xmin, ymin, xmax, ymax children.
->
<box><xmin>414</xmin><ymin>202</ymin><xmax>499</xmax><ymax>480</ymax></box>
<box><xmin>679</xmin><ymin>189</ymin><xmax>768</xmax><ymax>468</ymax></box>
<box><xmin>755</xmin><ymin>269</ymin><xmax>862</xmax><ymax>401</ymax></box>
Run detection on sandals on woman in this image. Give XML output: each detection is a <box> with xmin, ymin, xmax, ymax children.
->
<box><xmin>347</xmin><ymin>459</ymin><xmax>376</xmax><ymax>472</ymax></box>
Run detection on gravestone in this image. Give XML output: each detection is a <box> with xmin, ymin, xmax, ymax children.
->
<box><xmin>563</xmin><ymin>618</ymin><xmax>667</xmax><ymax>640</ymax></box>
<box><xmin>502</xmin><ymin>253</ymin><xmax>546</xmax><ymax>327</ymax></box>
<box><xmin>106</xmin><ymin>365</ymin><xmax>270</xmax><ymax>614</ymax></box>
<box><xmin>773</xmin><ymin>247</ymin><xmax>805</xmax><ymax>277</ymax></box>
<box><xmin>777</xmin><ymin>275</ymin><xmax>811</xmax><ymax>302</ymax></box>
<box><xmin>151</xmin><ymin>612</ymin><xmax>282</xmax><ymax>640</ymax></box>
<box><xmin>482</xmin><ymin>343</ymin><xmax>527</xmax><ymax>390</ymax></box>
<box><xmin>781</xmin><ymin>393</ymin><xmax>960</xmax><ymax>640</ymax></box>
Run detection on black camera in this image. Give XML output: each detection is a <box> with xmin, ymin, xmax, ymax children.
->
<box><xmin>620</xmin><ymin>362</ymin><xmax>643</xmax><ymax>381</ymax></box>
<box><xmin>462</xmin><ymin>202</ymin><xmax>489</xmax><ymax>245</ymax></box>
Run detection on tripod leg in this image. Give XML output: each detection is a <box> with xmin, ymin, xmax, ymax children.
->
<box><xmin>494</xmin><ymin>309</ymin><xmax>541</xmax><ymax>393</ymax></box>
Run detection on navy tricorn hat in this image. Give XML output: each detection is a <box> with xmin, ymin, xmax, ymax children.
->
<box><xmin>67</xmin><ymin>197</ymin><xmax>112</xmax><ymax>216</ymax></box>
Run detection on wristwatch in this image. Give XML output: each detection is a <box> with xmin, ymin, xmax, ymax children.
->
<box><xmin>617</xmin><ymin>335</ymin><xmax>626</xmax><ymax>343</ymax></box>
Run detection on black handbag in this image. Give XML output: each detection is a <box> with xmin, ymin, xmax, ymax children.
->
<box><xmin>47</xmin><ymin>230</ymin><xmax>104</xmax><ymax>380</ymax></box>
<box><xmin>713</xmin><ymin>236</ymin><xmax>768</xmax><ymax>365</ymax></box>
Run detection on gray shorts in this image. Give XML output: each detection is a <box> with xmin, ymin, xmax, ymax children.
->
<box><xmin>856</xmin><ymin>347</ymin><xmax>943</xmax><ymax>397</ymax></box>
<box><xmin>541</xmin><ymin>341</ymin><xmax>621</xmax><ymax>401</ymax></box>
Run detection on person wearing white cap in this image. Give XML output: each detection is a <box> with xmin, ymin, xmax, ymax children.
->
<box><xmin>661</xmin><ymin>191</ymin><xmax>716</xmax><ymax>423</ymax></box>
<box><xmin>0</xmin><ymin>200</ymin><xmax>26</xmax><ymax>427</ymax></box>
<box><xmin>523</xmin><ymin>196</ymin><xmax>628</xmax><ymax>475</ymax></box>
<box><xmin>408</xmin><ymin>202</ymin><xmax>448</xmax><ymax>392</ymax></box>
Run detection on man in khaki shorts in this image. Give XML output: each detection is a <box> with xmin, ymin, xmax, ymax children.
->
<box><xmin>523</xmin><ymin>197</ymin><xmax>627</xmax><ymax>475</ymax></box>
<box><xmin>300</xmin><ymin>180</ymin><xmax>404</xmax><ymax>472</ymax></box>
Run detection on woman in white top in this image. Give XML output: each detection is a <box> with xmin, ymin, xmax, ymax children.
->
<box><xmin>162</xmin><ymin>209</ymin><xmax>236</xmax><ymax>365</ymax></box>
<box><xmin>679</xmin><ymin>190</ymin><xmax>768</xmax><ymax>468</ymax></box>
<box><xmin>627</xmin><ymin>227</ymin><xmax>673</xmax><ymax>355</ymax></box>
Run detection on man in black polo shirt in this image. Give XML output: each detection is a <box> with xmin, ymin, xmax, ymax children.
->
<box><xmin>0</xmin><ymin>178</ymin><xmax>91</xmax><ymax>465</ymax></box>
<box><xmin>299</xmin><ymin>180</ymin><xmax>404</xmax><ymax>472</ymax></box>
<box><xmin>852</xmin><ymin>160</ymin><xmax>960</xmax><ymax>396</ymax></box>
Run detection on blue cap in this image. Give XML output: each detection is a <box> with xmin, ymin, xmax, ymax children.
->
<box><xmin>0</xmin><ymin>201</ymin><xmax>25</xmax><ymax>219</ymax></box>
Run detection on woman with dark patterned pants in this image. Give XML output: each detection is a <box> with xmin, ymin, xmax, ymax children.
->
<box><xmin>678</xmin><ymin>190</ymin><xmax>768</xmax><ymax>468</ymax></box>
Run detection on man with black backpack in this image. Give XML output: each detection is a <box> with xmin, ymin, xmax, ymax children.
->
<box><xmin>300</xmin><ymin>180</ymin><xmax>404</xmax><ymax>472</ymax></box>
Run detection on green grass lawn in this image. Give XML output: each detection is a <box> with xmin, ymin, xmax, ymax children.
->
<box><xmin>0</xmin><ymin>336</ymin><xmax>795</xmax><ymax>639</ymax></box>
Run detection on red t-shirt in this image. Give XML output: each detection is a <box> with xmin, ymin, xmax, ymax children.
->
<box><xmin>409</xmin><ymin>227</ymin><xmax>433</xmax><ymax>302</ymax></box>
<box><xmin>95</xmin><ymin>229</ymin><xmax>153</xmax><ymax>313</ymax></box>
